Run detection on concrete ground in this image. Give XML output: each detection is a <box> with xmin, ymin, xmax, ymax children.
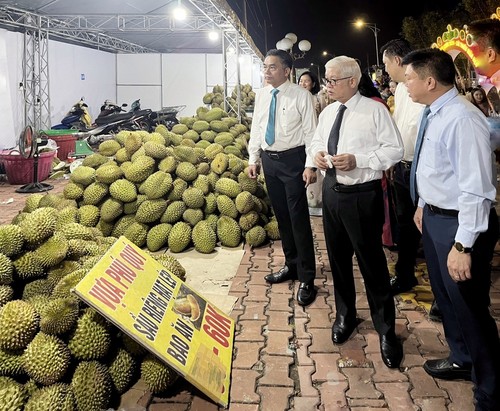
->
<box><xmin>1</xmin><ymin>176</ymin><xmax>499</xmax><ymax>411</ymax></box>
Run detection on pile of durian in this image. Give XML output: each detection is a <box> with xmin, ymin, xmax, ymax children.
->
<box><xmin>202</xmin><ymin>84</ymin><xmax>254</xmax><ymax>128</ymax></box>
<box><xmin>0</xmin><ymin>206</ymin><xmax>188</xmax><ymax>411</ymax></box>
<box><xmin>59</xmin><ymin>109</ymin><xmax>279</xmax><ymax>255</ymax></box>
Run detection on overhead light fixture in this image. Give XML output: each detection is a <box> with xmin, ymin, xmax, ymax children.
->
<box><xmin>208</xmin><ymin>31</ymin><xmax>219</xmax><ymax>41</ymax></box>
<box><xmin>173</xmin><ymin>0</ymin><xmax>187</xmax><ymax>20</ymax></box>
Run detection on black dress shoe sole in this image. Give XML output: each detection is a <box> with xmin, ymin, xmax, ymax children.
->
<box><xmin>423</xmin><ymin>362</ymin><xmax>472</xmax><ymax>381</ymax></box>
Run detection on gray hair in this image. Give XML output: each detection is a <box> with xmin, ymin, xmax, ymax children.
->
<box><xmin>325</xmin><ymin>56</ymin><xmax>361</xmax><ymax>82</ymax></box>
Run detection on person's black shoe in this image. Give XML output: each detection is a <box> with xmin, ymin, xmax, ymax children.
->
<box><xmin>423</xmin><ymin>358</ymin><xmax>472</xmax><ymax>381</ymax></box>
<box><xmin>296</xmin><ymin>282</ymin><xmax>316</xmax><ymax>306</ymax></box>
<box><xmin>390</xmin><ymin>275</ymin><xmax>418</xmax><ymax>295</ymax></box>
<box><xmin>331</xmin><ymin>316</ymin><xmax>357</xmax><ymax>344</ymax></box>
<box><xmin>264</xmin><ymin>266</ymin><xmax>297</xmax><ymax>284</ymax></box>
<box><xmin>379</xmin><ymin>333</ymin><xmax>403</xmax><ymax>368</ymax></box>
<box><xmin>428</xmin><ymin>300</ymin><xmax>442</xmax><ymax>322</ymax></box>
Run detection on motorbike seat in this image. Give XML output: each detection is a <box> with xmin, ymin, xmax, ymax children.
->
<box><xmin>95</xmin><ymin>111</ymin><xmax>134</xmax><ymax>126</ymax></box>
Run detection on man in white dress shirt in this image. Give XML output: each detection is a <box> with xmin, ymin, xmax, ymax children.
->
<box><xmin>310</xmin><ymin>56</ymin><xmax>404</xmax><ymax>368</ymax></box>
<box><xmin>247</xmin><ymin>49</ymin><xmax>318</xmax><ymax>306</ymax></box>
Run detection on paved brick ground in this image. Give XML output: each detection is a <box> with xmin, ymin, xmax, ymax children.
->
<box><xmin>1</xmin><ymin>177</ymin><xmax>499</xmax><ymax>411</ymax></box>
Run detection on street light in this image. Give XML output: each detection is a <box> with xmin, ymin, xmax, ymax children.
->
<box><xmin>354</xmin><ymin>19</ymin><xmax>380</xmax><ymax>67</ymax></box>
<box><xmin>276</xmin><ymin>33</ymin><xmax>311</xmax><ymax>81</ymax></box>
<box><xmin>322</xmin><ymin>51</ymin><xmax>334</xmax><ymax>59</ymax></box>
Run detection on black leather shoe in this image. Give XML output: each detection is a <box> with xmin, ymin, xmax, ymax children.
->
<box><xmin>297</xmin><ymin>282</ymin><xmax>316</xmax><ymax>306</ymax></box>
<box><xmin>428</xmin><ymin>300</ymin><xmax>442</xmax><ymax>322</ymax></box>
<box><xmin>390</xmin><ymin>275</ymin><xmax>418</xmax><ymax>295</ymax></box>
<box><xmin>331</xmin><ymin>316</ymin><xmax>357</xmax><ymax>344</ymax></box>
<box><xmin>264</xmin><ymin>266</ymin><xmax>297</xmax><ymax>284</ymax></box>
<box><xmin>380</xmin><ymin>333</ymin><xmax>403</xmax><ymax>368</ymax></box>
<box><xmin>423</xmin><ymin>358</ymin><xmax>472</xmax><ymax>381</ymax></box>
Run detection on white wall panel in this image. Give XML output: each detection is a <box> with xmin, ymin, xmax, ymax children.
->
<box><xmin>117</xmin><ymin>85</ymin><xmax>162</xmax><ymax>113</ymax></box>
<box><xmin>0</xmin><ymin>29</ymin><xmax>17</xmax><ymax>149</ymax></box>
<box><xmin>117</xmin><ymin>54</ymin><xmax>161</xmax><ymax>85</ymax></box>
<box><xmin>48</xmin><ymin>41</ymin><xmax>116</xmax><ymax>125</ymax></box>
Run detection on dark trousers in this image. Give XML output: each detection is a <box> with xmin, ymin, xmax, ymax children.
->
<box><xmin>393</xmin><ymin>162</ymin><xmax>421</xmax><ymax>280</ymax></box>
<box><xmin>322</xmin><ymin>173</ymin><xmax>395</xmax><ymax>335</ymax></box>
<box><xmin>422</xmin><ymin>206</ymin><xmax>500</xmax><ymax>410</ymax></box>
<box><xmin>261</xmin><ymin>147</ymin><xmax>316</xmax><ymax>283</ymax></box>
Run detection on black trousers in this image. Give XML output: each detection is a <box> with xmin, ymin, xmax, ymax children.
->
<box><xmin>322</xmin><ymin>172</ymin><xmax>395</xmax><ymax>335</ymax></box>
<box><xmin>393</xmin><ymin>162</ymin><xmax>421</xmax><ymax>281</ymax></box>
<box><xmin>422</xmin><ymin>206</ymin><xmax>500</xmax><ymax>410</ymax></box>
<box><xmin>260</xmin><ymin>147</ymin><xmax>316</xmax><ymax>283</ymax></box>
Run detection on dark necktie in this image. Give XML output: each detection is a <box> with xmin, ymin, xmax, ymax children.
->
<box><xmin>265</xmin><ymin>88</ymin><xmax>279</xmax><ymax>146</ymax></box>
<box><xmin>327</xmin><ymin>104</ymin><xmax>347</xmax><ymax>155</ymax></box>
<box><xmin>410</xmin><ymin>105</ymin><xmax>431</xmax><ymax>204</ymax></box>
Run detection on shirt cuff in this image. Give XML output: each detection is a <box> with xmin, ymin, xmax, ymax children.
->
<box><xmin>455</xmin><ymin>226</ymin><xmax>477</xmax><ymax>249</ymax></box>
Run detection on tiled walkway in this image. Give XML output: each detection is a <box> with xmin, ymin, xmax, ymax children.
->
<box><xmin>1</xmin><ymin>177</ymin><xmax>499</xmax><ymax>411</ymax></box>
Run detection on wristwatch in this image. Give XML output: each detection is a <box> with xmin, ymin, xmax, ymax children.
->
<box><xmin>454</xmin><ymin>242</ymin><xmax>472</xmax><ymax>253</ymax></box>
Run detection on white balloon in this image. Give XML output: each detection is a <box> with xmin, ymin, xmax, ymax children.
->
<box><xmin>298</xmin><ymin>40</ymin><xmax>311</xmax><ymax>52</ymax></box>
<box><xmin>285</xmin><ymin>32</ymin><xmax>298</xmax><ymax>44</ymax></box>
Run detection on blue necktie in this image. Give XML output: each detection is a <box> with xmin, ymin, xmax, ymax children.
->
<box><xmin>410</xmin><ymin>105</ymin><xmax>431</xmax><ymax>205</ymax></box>
<box><xmin>265</xmin><ymin>89</ymin><xmax>279</xmax><ymax>146</ymax></box>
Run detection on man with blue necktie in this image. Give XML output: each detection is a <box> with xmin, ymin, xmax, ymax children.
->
<box><xmin>247</xmin><ymin>49</ymin><xmax>318</xmax><ymax>306</ymax></box>
<box><xmin>403</xmin><ymin>48</ymin><xmax>500</xmax><ymax>411</ymax></box>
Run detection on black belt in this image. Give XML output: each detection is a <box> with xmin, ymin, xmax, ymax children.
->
<box><xmin>427</xmin><ymin>204</ymin><xmax>459</xmax><ymax>217</ymax></box>
<box><xmin>264</xmin><ymin>145</ymin><xmax>305</xmax><ymax>160</ymax></box>
<box><xmin>332</xmin><ymin>179</ymin><xmax>381</xmax><ymax>193</ymax></box>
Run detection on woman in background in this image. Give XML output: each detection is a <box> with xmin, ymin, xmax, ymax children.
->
<box><xmin>468</xmin><ymin>86</ymin><xmax>494</xmax><ymax>117</ymax></box>
<box><xmin>298</xmin><ymin>71</ymin><xmax>322</xmax><ymax>117</ymax></box>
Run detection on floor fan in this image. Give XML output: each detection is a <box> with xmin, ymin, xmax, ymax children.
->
<box><xmin>15</xmin><ymin>126</ymin><xmax>53</xmax><ymax>193</ymax></box>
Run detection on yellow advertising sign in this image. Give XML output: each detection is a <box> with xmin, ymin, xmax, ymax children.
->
<box><xmin>72</xmin><ymin>237</ymin><xmax>234</xmax><ymax>407</ymax></box>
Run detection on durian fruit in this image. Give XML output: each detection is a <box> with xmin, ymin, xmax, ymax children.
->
<box><xmin>143</xmin><ymin>140</ymin><xmax>169</xmax><ymax>159</ymax></box>
<box><xmin>215</xmin><ymin>177</ymin><xmax>242</xmax><ymax>198</ymax></box>
<box><xmin>245</xmin><ymin>225</ymin><xmax>267</xmax><ymax>247</ymax></box>
<box><xmin>192</xmin><ymin>220</ymin><xmax>217</xmax><ymax>254</ymax></box>
<box><xmin>23</xmin><ymin>382</ymin><xmax>74</xmax><ymax>411</ymax></box>
<box><xmin>111</xmin><ymin>215</ymin><xmax>136</xmax><ymax>238</ymax></box>
<box><xmin>62</xmin><ymin>182</ymin><xmax>84</xmax><ymax>200</ymax></box>
<box><xmin>71</xmin><ymin>360</ymin><xmax>112</xmax><ymax>411</ymax></box>
<box><xmin>181</xmin><ymin>187</ymin><xmax>205</xmax><ymax>209</ymax></box>
<box><xmin>216</xmin><ymin>216</ymin><xmax>242</xmax><ymax>247</ymax></box>
<box><xmin>146</xmin><ymin>223</ymin><xmax>172</xmax><ymax>252</ymax></box>
<box><xmin>123</xmin><ymin>222</ymin><xmax>149</xmax><ymax>248</ymax></box>
<box><xmin>0</xmin><ymin>376</ymin><xmax>26</xmax><ymax>411</ymax></box>
<box><xmin>77</xmin><ymin>204</ymin><xmax>100</xmax><ymax>227</ymax></box>
<box><xmin>0</xmin><ymin>348</ymin><xmax>24</xmax><ymax>377</ymax></box>
<box><xmin>0</xmin><ymin>300</ymin><xmax>38</xmax><ymax>350</ymax></box>
<box><xmin>39</xmin><ymin>297</ymin><xmax>79</xmax><ymax>335</ymax></box>
<box><xmin>121</xmin><ymin>333</ymin><xmax>148</xmax><ymax>358</ymax></box>
<box><xmin>57</xmin><ymin>222</ymin><xmax>95</xmax><ymax>241</ymax></box>
<box><xmin>51</xmin><ymin>269</ymin><xmax>87</xmax><ymax>299</ymax></box>
<box><xmin>176</xmin><ymin>162</ymin><xmax>198</xmax><ymax>182</ymax></box>
<box><xmin>140</xmin><ymin>354</ymin><xmax>179</xmax><ymax>393</ymax></box>
<box><xmin>12</xmin><ymin>251</ymin><xmax>44</xmax><ymax>280</ymax></box>
<box><xmin>98</xmin><ymin>139</ymin><xmax>121</xmax><ymax>156</ymax></box>
<box><xmin>238</xmin><ymin>171</ymin><xmax>258</xmax><ymax>194</ymax></box>
<box><xmin>135</xmin><ymin>199</ymin><xmax>168</xmax><ymax>223</ymax></box>
<box><xmin>68</xmin><ymin>309</ymin><xmax>111</xmax><ymax>360</ymax></box>
<box><xmin>239</xmin><ymin>210</ymin><xmax>259</xmax><ymax>231</ymax></box>
<box><xmin>167</xmin><ymin>178</ymin><xmax>188</xmax><ymax>201</ymax></box>
<box><xmin>69</xmin><ymin>165</ymin><xmax>96</xmax><ymax>187</ymax></box>
<box><xmin>123</xmin><ymin>155</ymin><xmax>156</xmax><ymax>183</ymax></box>
<box><xmin>33</xmin><ymin>235</ymin><xmax>69</xmax><ymax>268</ymax></box>
<box><xmin>161</xmin><ymin>201</ymin><xmax>186</xmax><ymax>224</ymax></box>
<box><xmin>22</xmin><ymin>193</ymin><xmax>44</xmax><ymax>212</ymax></box>
<box><xmin>265</xmin><ymin>218</ymin><xmax>280</xmax><ymax>240</ymax></box>
<box><xmin>154</xmin><ymin>254</ymin><xmax>186</xmax><ymax>281</ymax></box>
<box><xmin>0</xmin><ymin>253</ymin><xmax>13</xmax><ymax>285</ymax></box>
<box><xmin>108</xmin><ymin>347</ymin><xmax>137</xmax><ymax>394</ymax></box>
<box><xmin>99</xmin><ymin>198</ymin><xmax>124</xmax><ymax>223</ymax></box>
<box><xmin>168</xmin><ymin>222</ymin><xmax>192</xmax><ymax>253</ymax></box>
<box><xmin>182</xmin><ymin>208</ymin><xmax>204</xmax><ymax>226</ymax></box>
<box><xmin>0</xmin><ymin>285</ymin><xmax>13</xmax><ymax>307</ymax></box>
<box><xmin>82</xmin><ymin>152</ymin><xmax>109</xmax><ymax>168</ymax></box>
<box><xmin>81</xmin><ymin>181</ymin><xmax>109</xmax><ymax>205</ymax></box>
<box><xmin>217</xmin><ymin>195</ymin><xmax>238</xmax><ymax>218</ymax></box>
<box><xmin>0</xmin><ymin>224</ymin><xmax>24</xmax><ymax>257</ymax></box>
<box><xmin>109</xmin><ymin>179</ymin><xmax>137</xmax><ymax>203</ymax></box>
<box><xmin>235</xmin><ymin>191</ymin><xmax>255</xmax><ymax>214</ymax></box>
<box><xmin>139</xmin><ymin>170</ymin><xmax>172</xmax><ymax>199</ymax></box>
<box><xmin>18</xmin><ymin>207</ymin><xmax>58</xmax><ymax>246</ymax></box>
<box><xmin>22</xmin><ymin>332</ymin><xmax>71</xmax><ymax>385</ymax></box>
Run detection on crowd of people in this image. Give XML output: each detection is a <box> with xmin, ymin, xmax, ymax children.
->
<box><xmin>246</xmin><ymin>17</ymin><xmax>500</xmax><ymax>411</ymax></box>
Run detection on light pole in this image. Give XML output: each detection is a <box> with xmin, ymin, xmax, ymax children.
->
<box><xmin>276</xmin><ymin>33</ymin><xmax>312</xmax><ymax>81</ymax></box>
<box><xmin>354</xmin><ymin>19</ymin><xmax>380</xmax><ymax>67</ymax></box>
<box><xmin>310</xmin><ymin>62</ymin><xmax>321</xmax><ymax>81</ymax></box>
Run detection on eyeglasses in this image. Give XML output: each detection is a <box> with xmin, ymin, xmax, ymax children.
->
<box><xmin>322</xmin><ymin>76</ymin><xmax>352</xmax><ymax>86</ymax></box>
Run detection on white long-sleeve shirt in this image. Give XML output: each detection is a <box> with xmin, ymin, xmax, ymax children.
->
<box><xmin>248</xmin><ymin>80</ymin><xmax>317</xmax><ymax>168</ymax></box>
<box><xmin>393</xmin><ymin>82</ymin><xmax>425</xmax><ymax>161</ymax></box>
<box><xmin>310</xmin><ymin>92</ymin><xmax>403</xmax><ymax>185</ymax></box>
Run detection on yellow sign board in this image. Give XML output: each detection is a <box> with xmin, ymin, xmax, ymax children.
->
<box><xmin>72</xmin><ymin>237</ymin><xmax>234</xmax><ymax>407</ymax></box>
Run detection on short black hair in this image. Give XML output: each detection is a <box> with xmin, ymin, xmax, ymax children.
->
<box><xmin>468</xmin><ymin>18</ymin><xmax>500</xmax><ymax>52</ymax></box>
<box><xmin>265</xmin><ymin>49</ymin><xmax>294</xmax><ymax>69</ymax></box>
<box><xmin>298</xmin><ymin>71</ymin><xmax>321</xmax><ymax>94</ymax></box>
<box><xmin>358</xmin><ymin>73</ymin><xmax>382</xmax><ymax>99</ymax></box>
<box><xmin>401</xmin><ymin>48</ymin><xmax>455</xmax><ymax>86</ymax></box>
<box><xmin>380</xmin><ymin>38</ymin><xmax>413</xmax><ymax>58</ymax></box>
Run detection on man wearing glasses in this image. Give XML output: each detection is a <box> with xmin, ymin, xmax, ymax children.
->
<box><xmin>310</xmin><ymin>56</ymin><xmax>404</xmax><ymax>368</ymax></box>
<box><xmin>247</xmin><ymin>49</ymin><xmax>318</xmax><ymax>306</ymax></box>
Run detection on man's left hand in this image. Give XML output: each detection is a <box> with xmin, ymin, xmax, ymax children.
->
<box><xmin>332</xmin><ymin>153</ymin><xmax>356</xmax><ymax>171</ymax></box>
<box><xmin>447</xmin><ymin>247</ymin><xmax>472</xmax><ymax>282</ymax></box>
<box><xmin>303</xmin><ymin>168</ymin><xmax>317</xmax><ymax>188</ymax></box>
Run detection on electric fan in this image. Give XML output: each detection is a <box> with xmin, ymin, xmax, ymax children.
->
<box><xmin>15</xmin><ymin>126</ymin><xmax>53</xmax><ymax>193</ymax></box>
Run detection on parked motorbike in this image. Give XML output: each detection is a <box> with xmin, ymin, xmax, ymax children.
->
<box><xmin>95</xmin><ymin>99</ymin><xmax>152</xmax><ymax>132</ymax></box>
<box><xmin>148</xmin><ymin>105</ymin><xmax>185</xmax><ymax>130</ymax></box>
<box><xmin>51</xmin><ymin>98</ymin><xmax>92</xmax><ymax>130</ymax></box>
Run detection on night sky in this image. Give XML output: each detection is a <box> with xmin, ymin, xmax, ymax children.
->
<box><xmin>226</xmin><ymin>0</ymin><xmax>461</xmax><ymax>73</ymax></box>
